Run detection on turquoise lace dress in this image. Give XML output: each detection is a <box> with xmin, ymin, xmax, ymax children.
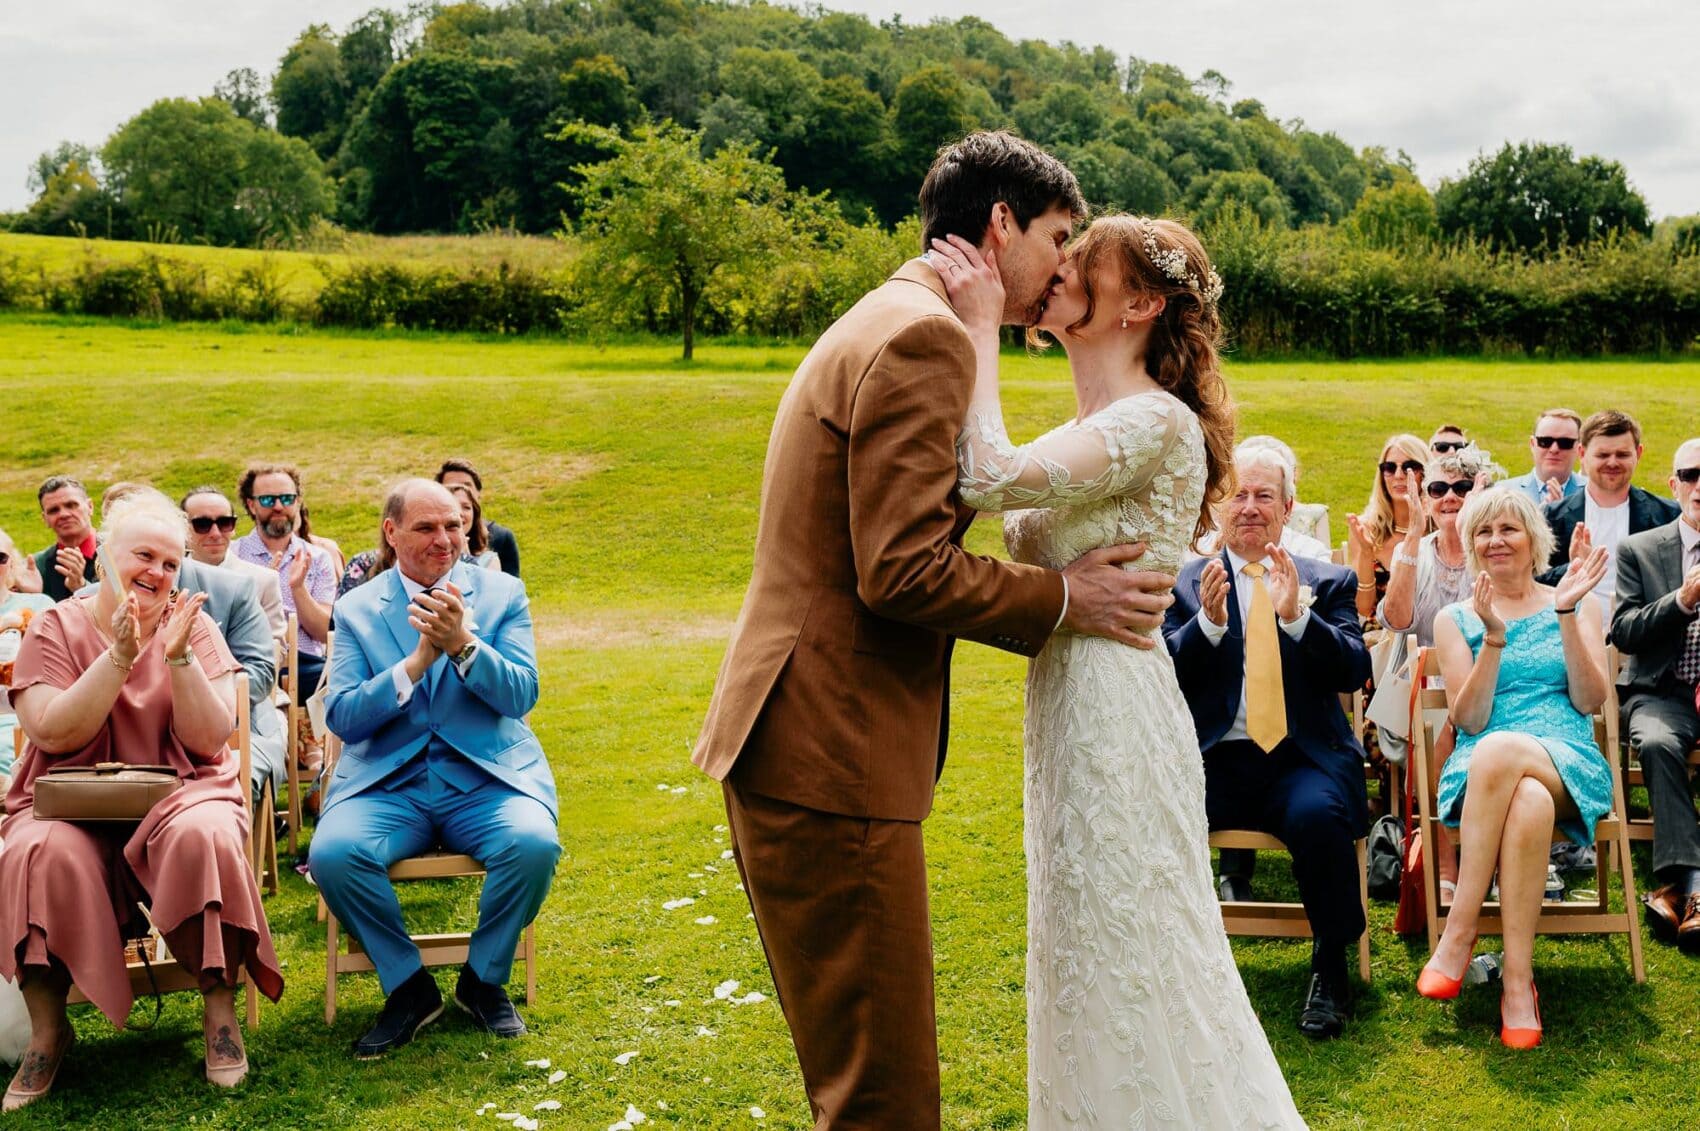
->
<box><xmin>1436</xmin><ymin>604</ymin><xmax>1612</xmax><ymax>845</ymax></box>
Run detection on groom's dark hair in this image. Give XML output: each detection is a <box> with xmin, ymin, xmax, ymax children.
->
<box><xmin>919</xmin><ymin>131</ymin><xmax>1086</xmax><ymax>249</ymax></box>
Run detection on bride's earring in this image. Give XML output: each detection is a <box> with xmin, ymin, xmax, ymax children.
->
<box><xmin>1120</xmin><ymin>318</ymin><xmax>1128</xmax><ymax>329</ymax></box>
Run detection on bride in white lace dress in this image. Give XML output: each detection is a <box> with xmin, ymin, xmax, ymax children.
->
<box><xmin>930</xmin><ymin>218</ymin><xmax>1307</xmax><ymax>1129</ymax></box>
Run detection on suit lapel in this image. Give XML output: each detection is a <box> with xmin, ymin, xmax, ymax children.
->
<box><xmin>381</xmin><ymin>568</ymin><xmax>416</xmax><ymax>660</ymax></box>
<box><xmin>1654</xmin><ymin>522</ymin><xmax>1685</xmax><ymax>593</ymax></box>
<box><xmin>1218</xmin><ymin>549</ymin><xmax>1247</xmax><ymax>720</ymax></box>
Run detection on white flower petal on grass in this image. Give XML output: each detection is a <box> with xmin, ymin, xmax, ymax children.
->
<box><xmin>696</xmin><ymin>1025</ymin><xmax>717</xmax><ymax>1037</ymax></box>
<box><xmin>642</xmin><ymin>975</ymin><xmax>662</xmax><ymax>984</ymax></box>
<box><xmin>515</xmin><ymin>1120</ymin><xmax>539</xmax><ymax>1131</ymax></box>
<box><xmin>523</xmin><ymin>1058</ymin><xmax>551</xmax><ymax>1069</ymax></box>
<box><xmin>704</xmin><ymin>864</ymin><xmax>719</xmax><ymax>873</ymax></box>
<box><xmin>534</xmin><ymin>1101</ymin><xmax>563</xmax><ymax>1111</ymax></box>
<box><xmin>608</xmin><ymin>1122</ymin><xmax>633</xmax><ymax>1131</ymax></box>
<box><xmin>721</xmin><ymin>850</ymin><xmax>735</xmax><ymax>860</ymax></box>
<box><xmin>670</xmin><ymin>787</ymin><xmax>687</xmax><ymax>795</ymax></box>
<box><xmin>614</xmin><ymin>1050</ymin><xmax>639</xmax><ymax>1065</ymax></box>
<box><xmin>625</xmin><ymin>1105</ymin><xmax>648</xmax><ymax>1124</ymax></box>
<box><xmin>688</xmin><ymin>872</ymin><xmax>703</xmax><ymax>878</ymax></box>
<box><xmin>713</xmin><ymin>979</ymin><xmax>740</xmax><ymax>1000</ymax></box>
<box><xmin>713</xmin><ymin>824</ymin><xmax>727</xmax><ymax>832</ymax></box>
<box><xmin>751</xmin><ymin>1107</ymin><xmax>767</xmax><ymax>1119</ymax></box>
<box><xmin>694</xmin><ymin>916</ymin><xmax>717</xmax><ymax>925</ymax></box>
<box><xmin>657</xmin><ymin>1101</ymin><xmax>669</xmax><ymax>1111</ymax></box>
<box><xmin>663</xmin><ymin>999</ymin><xmax>682</xmax><ymax>1007</ymax></box>
<box><xmin>732</xmin><ymin>991</ymin><xmax>768</xmax><ymax>1005</ymax></box>
<box><xmin>547</xmin><ymin>1069</ymin><xmax>567</xmax><ymax>1085</ymax></box>
<box><xmin>476</xmin><ymin>1104</ymin><xmax>496</xmax><ymax>1116</ymax></box>
<box><xmin>495</xmin><ymin>1115</ymin><xmax>521</xmax><ymax>1123</ymax></box>
<box><xmin>656</xmin><ymin>784</ymin><xmax>670</xmax><ymax>791</ymax></box>
<box><xmin>662</xmin><ymin>898</ymin><xmax>696</xmax><ymax>910</ymax></box>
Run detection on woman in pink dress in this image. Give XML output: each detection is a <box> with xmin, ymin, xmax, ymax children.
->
<box><xmin>0</xmin><ymin>492</ymin><xmax>284</xmax><ymax>1109</ymax></box>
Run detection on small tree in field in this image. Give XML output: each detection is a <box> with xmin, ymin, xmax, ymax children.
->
<box><xmin>568</xmin><ymin>122</ymin><xmax>792</xmax><ymax>359</ymax></box>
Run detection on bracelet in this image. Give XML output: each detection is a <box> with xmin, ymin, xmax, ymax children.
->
<box><xmin>1482</xmin><ymin>636</ymin><xmax>1507</xmax><ymax>649</ymax></box>
<box><xmin>107</xmin><ymin>648</ymin><xmax>133</xmax><ymax>674</ymax></box>
<box><xmin>1555</xmin><ymin>605</ymin><xmax>1577</xmax><ymax>616</ymax></box>
<box><xmin>1356</xmin><ymin>581</ymin><xmax>1377</xmax><ymax>591</ymax></box>
<box><xmin>1394</xmin><ymin>552</ymin><xmax>1419</xmax><ymax>567</ymax></box>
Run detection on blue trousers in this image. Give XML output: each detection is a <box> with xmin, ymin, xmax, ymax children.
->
<box><xmin>310</xmin><ymin>750</ymin><xmax>560</xmax><ymax>994</ymax></box>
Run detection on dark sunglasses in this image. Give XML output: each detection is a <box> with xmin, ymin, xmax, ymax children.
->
<box><xmin>1379</xmin><ymin>460</ymin><xmax>1425</xmax><ymax>475</ymax></box>
<box><xmin>256</xmin><ymin>493</ymin><xmax>298</xmax><ymax>508</ymax></box>
<box><xmin>0</xmin><ymin>551</ymin><xmax>8</xmax><ymax>565</ymax></box>
<box><xmin>1431</xmin><ymin>440</ymin><xmax>1468</xmax><ymax>453</ymax></box>
<box><xmin>189</xmin><ymin>515</ymin><xmax>239</xmax><ymax>534</ymax></box>
<box><xmin>1533</xmin><ymin>435</ymin><xmax>1578</xmax><ymax>451</ymax></box>
<box><xmin>1426</xmin><ymin>480</ymin><xmax>1475</xmax><ymax>499</ymax></box>
<box><xmin>1675</xmin><ymin>467</ymin><xmax>1700</xmax><ymax>484</ymax></box>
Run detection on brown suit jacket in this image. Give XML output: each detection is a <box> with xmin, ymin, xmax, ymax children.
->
<box><xmin>693</xmin><ymin>259</ymin><xmax>1066</xmax><ymax>821</ymax></box>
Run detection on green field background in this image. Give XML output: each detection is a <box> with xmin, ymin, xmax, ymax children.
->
<box><xmin>2</xmin><ymin>312</ymin><xmax>1697</xmax><ymax>1129</ymax></box>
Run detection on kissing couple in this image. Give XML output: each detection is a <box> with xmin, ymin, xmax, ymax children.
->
<box><xmin>694</xmin><ymin>132</ymin><xmax>1308</xmax><ymax>1129</ymax></box>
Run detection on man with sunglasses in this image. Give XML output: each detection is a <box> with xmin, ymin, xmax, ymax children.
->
<box><xmin>234</xmin><ymin>464</ymin><xmax>337</xmax><ymax>701</ymax></box>
<box><xmin>1506</xmin><ymin>408</ymin><xmax>1588</xmax><ymax>505</ymax></box>
<box><xmin>1429</xmin><ymin>425</ymin><xmax>1469</xmax><ymax>457</ymax></box>
<box><xmin>1538</xmin><ymin>411</ymin><xmax>1678</xmax><ymax>614</ymax></box>
<box><xmin>1612</xmin><ymin>438</ymin><xmax>1700</xmax><ymax>952</ymax></box>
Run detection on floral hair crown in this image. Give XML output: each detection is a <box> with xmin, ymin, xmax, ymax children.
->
<box><xmin>1137</xmin><ymin>219</ymin><xmax>1225</xmax><ymax>305</ymax></box>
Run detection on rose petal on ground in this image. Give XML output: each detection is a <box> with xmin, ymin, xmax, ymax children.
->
<box><xmin>642</xmin><ymin>975</ymin><xmax>662</xmax><ymax>984</ymax></box>
<box><xmin>626</xmin><ymin>1105</ymin><xmax>648</xmax><ymax>1124</ymax></box>
<box><xmin>608</xmin><ymin>1122</ymin><xmax>633</xmax><ymax>1131</ymax></box>
<box><xmin>694</xmin><ymin>916</ymin><xmax>717</xmax><ymax>925</ymax></box>
<box><xmin>662</xmin><ymin>898</ymin><xmax>696</xmax><ymax>910</ymax></box>
<box><xmin>534</xmin><ymin>1101</ymin><xmax>562</xmax><ymax>1111</ymax></box>
<box><xmin>657</xmin><ymin>1101</ymin><xmax>669</xmax><ymax>1111</ymax></box>
<box><xmin>663</xmin><ymin>999</ymin><xmax>682</xmax><ymax>1006</ymax></box>
<box><xmin>733</xmin><ymin>991</ymin><xmax>768</xmax><ymax>1005</ymax></box>
<box><xmin>721</xmin><ymin>850</ymin><xmax>735</xmax><ymax>860</ymax></box>
<box><xmin>476</xmin><ymin>1104</ymin><xmax>495</xmax><ymax>1115</ymax></box>
<box><xmin>670</xmin><ymin>787</ymin><xmax>687</xmax><ymax>794</ymax></box>
<box><xmin>524</xmin><ymin>1058</ymin><xmax>551</xmax><ymax>1068</ymax></box>
<box><xmin>515</xmin><ymin>1120</ymin><xmax>538</xmax><ymax>1131</ymax></box>
<box><xmin>614</xmin><ymin>1051</ymin><xmax>639</xmax><ymax>1065</ymax></box>
<box><xmin>704</xmin><ymin>864</ymin><xmax>719</xmax><ymax>873</ymax></box>
<box><xmin>751</xmin><ymin>1107</ymin><xmax>767</xmax><ymax>1119</ymax></box>
<box><xmin>714</xmin><ymin>979</ymin><xmax>740</xmax><ymax>999</ymax></box>
<box><xmin>548</xmin><ymin>1069</ymin><xmax>567</xmax><ymax>1084</ymax></box>
<box><xmin>655</xmin><ymin>784</ymin><xmax>670</xmax><ymax>791</ymax></box>
<box><xmin>697</xmin><ymin>1025</ymin><xmax>717</xmax><ymax>1037</ymax></box>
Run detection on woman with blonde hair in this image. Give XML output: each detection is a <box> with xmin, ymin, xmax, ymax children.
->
<box><xmin>0</xmin><ymin>492</ymin><xmax>284</xmax><ymax>1107</ymax></box>
<box><xmin>1416</xmin><ymin>487</ymin><xmax>1612</xmax><ymax>1049</ymax></box>
<box><xmin>1347</xmin><ymin>433</ymin><xmax>1434</xmax><ymax>622</ymax></box>
<box><xmin>930</xmin><ymin>214</ymin><xmax>1305</xmax><ymax>1126</ymax></box>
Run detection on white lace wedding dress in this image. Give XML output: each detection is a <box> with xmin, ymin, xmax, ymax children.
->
<box><xmin>958</xmin><ymin>389</ymin><xmax>1306</xmax><ymax>1129</ymax></box>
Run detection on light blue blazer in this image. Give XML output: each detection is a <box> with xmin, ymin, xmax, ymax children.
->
<box><xmin>323</xmin><ymin>562</ymin><xmax>556</xmax><ymax>820</ymax></box>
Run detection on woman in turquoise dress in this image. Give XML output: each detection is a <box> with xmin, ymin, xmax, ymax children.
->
<box><xmin>1415</xmin><ymin>488</ymin><xmax>1613</xmax><ymax>1049</ymax></box>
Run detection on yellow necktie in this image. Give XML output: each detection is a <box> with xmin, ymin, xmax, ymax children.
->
<box><xmin>1242</xmin><ymin>562</ymin><xmax>1288</xmax><ymax>753</ymax></box>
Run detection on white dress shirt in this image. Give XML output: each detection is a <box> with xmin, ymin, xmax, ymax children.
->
<box><xmin>1584</xmin><ymin>493</ymin><xmax>1630</xmax><ymax>630</ymax></box>
<box><xmin>1678</xmin><ymin>518</ymin><xmax>1700</xmax><ymax>615</ymax></box>
<box><xmin>1196</xmin><ymin>548</ymin><xmax>1313</xmax><ymax>744</ymax></box>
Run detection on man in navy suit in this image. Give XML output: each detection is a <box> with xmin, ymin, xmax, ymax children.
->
<box><xmin>311</xmin><ymin>480</ymin><xmax>559</xmax><ymax>1058</ymax></box>
<box><xmin>1164</xmin><ymin>446</ymin><xmax>1371</xmax><ymax>1039</ymax></box>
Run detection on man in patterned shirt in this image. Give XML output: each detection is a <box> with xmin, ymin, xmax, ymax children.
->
<box><xmin>234</xmin><ymin>464</ymin><xmax>337</xmax><ymax>702</ymax></box>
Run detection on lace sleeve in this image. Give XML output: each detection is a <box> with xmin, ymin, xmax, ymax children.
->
<box><xmin>956</xmin><ymin>393</ymin><xmax>1187</xmax><ymax>512</ymax></box>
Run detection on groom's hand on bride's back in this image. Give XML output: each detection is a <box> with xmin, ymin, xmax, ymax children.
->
<box><xmin>1060</xmin><ymin>544</ymin><xmax>1175</xmax><ymax>650</ymax></box>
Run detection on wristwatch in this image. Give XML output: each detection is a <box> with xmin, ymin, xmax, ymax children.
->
<box><xmin>165</xmin><ymin>647</ymin><xmax>195</xmax><ymax>667</ymax></box>
<box><xmin>450</xmin><ymin>639</ymin><xmax>479</xmax><ymax>669</ymax></box>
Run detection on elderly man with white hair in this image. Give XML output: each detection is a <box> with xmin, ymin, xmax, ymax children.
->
<box><xmin>1613</xmin><ymin>437</ymin><xmax>1700</xmax><ymax>951</ymax></box>
<box><xmin>1192</xmin><ymin>437</ymin><xmax>1331</xmax><ymax>562</ymax></box>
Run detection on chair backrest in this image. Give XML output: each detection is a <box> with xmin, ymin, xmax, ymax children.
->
<box><xmin>282</xmin><ymin>612</ymin><xmax>299</xmax><ymax>691</ymax></box>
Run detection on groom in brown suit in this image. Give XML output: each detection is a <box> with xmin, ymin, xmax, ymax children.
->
<box><xmin>694</xmin><ymin>132</ymin><xmax>1176</xmax><ymax>1128</ymax></box>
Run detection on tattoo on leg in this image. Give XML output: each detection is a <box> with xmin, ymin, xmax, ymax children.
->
<box><xmin>211</xmin><ymin>1025</ymin><xmax>243</xmax><ymax>1062</ymax></box>
<box><xmin>13</xmin><ymin>1047</ymin><xmax>54</xmax><ymax>1091</ymax></box>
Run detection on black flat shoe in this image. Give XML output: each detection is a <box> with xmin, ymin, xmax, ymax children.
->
<box><xmin>1298</xmin><ymin>973</ymin><xmax>1350</xmax><ymax>1041</ymax></box>
<box><xmin>1217</xmin><ymin>875</ymin><xmax>1253</xmax><ymax>903</ymax></box>
<box><xmin>453</xmin><ymin>965</ymin><xmax>527</xmax><ymax>1038</ymax></box>
<box><xmin>353</xmin><ymin>968</ymin><xmax>444</xmax><ymax>1059</ymax></box>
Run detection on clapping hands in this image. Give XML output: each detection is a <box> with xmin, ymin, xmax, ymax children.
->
<box><xmin>1199</xmin><ymin>558</ymin><xmax>1231</xmax><ymax>626</ymax></box>
<box><xmin>1471</xmin><ymin>571</ymin><xmax>1507</xmax><ymax>638</ymax></box>
<box><xmin>1554</xmin><ymin>524</ymin><xmax>1609</xmax><ymax>611</ymax></box>
<box><xmin>160</xmin><ymin>591</ymin><xmax>208</xmax><ymax>663</ymax></box>
<box><xmin>1262</xmin><ymin>545</ymin><xmax>1302</xmax><ymax>622</ymax></box>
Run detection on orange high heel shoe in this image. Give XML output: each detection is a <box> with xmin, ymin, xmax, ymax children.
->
<box><xmin>1416</xmin><ymin>933</ymin><xmax>1477</xmax><ymax>1000</ymax></box>
<box><xmin>1500</xmin><ymin>983</ymin><xmax>1542</xmax><ymax>1050</ymax></box>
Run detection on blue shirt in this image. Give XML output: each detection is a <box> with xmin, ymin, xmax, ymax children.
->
<box><xmin>1505</xmin><ymin>469</ymin><xmax>1587</xmax><ymax>506</ymax></box>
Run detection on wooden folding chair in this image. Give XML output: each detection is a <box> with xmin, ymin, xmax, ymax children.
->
<box><xmin>63</xmin><ymin>674</ymin><xmax>263</xmax><ymax>1027</ymax></box>
<box><xmin>1410</xmin><ymin>642</ymin><xmax>1645</xmax><ymax>982</ymax></box>
<box><xmin>277</xmin><ymin>612</ymin><xmax>307</xmax><ymax>854</ymax></box>
<box><xmin>1209</xmin><ymin>829</ymin><xmax>1373</xmax><ymax>982</ymax></box>
<box><xmin>317</xmin><ymin>731</ymin><xmax>538</xmax><ymax>1023</ymax></box>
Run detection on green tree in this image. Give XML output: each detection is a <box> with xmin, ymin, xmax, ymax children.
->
<box><xmin>1435</xmin><ymin>141</ymin><xmax>1651</xmax><ymax>253</ymax></box>
<box><xmin>26</xmin><ymin>141</ymin><xmax>98</xmax><ymax>195</ymax></box>
<box><xmin>887</xmin><ymin>64</ymin><xmax>979</xmax><ymax>212</ymax></box>
<box><xmin>1343</xmin><ymin>181</ymin><xmax>1437</xmax><ymax>249</ymax></box>
<box><xmin>214</xmin><ymin>67</ymin><xmax>272</xmax><ymax>126</ymax></box>
<box><xmin>102</xmin><ymin>98</ymin><xmax>333</xmax><ymax>245</ymax></box>
<box><xmin>16</xmin><ymin>159</ymin><xmax>122</xmax><ymax>238</ymax></box>
<box><xmin>1012</xmin><ymin>82</ymin><xmax>1104</xmax><ymax>148</ymax></box>
<box><xmin>272</xmin><ymin>25</ymin><xmax>349</xmax><ymax>159</ymax></box>
<box><xmin>1185</xmin><ymin>169</ymin><xmax>1290</xmax><ymax>229</ymax></box>
<box><xmin>570</xmin><ymin>123</ymin><xmax>794</xmax><ymax>359</ymax></box>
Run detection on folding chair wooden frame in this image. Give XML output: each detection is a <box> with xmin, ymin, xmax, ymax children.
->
<box><xmin>280</xmin><ymin>612</ymin><xmax>304</xmax><ymax>855</ymax></box>
<box><xmin>59</xmin><ymin>674</ymin><xmax>263</xmax><ymax>1027</ymax></box>
<box><xmin>1209</xmin><ymin>829</ymin><xmax>1374</xmax><ymax>982</ymax></box>
<box><xmin>1410</xmin><ymin>640</ymin><xmax>1646</xmax><ymax>982</ymax></box>
<box><xmin>317</xmin><ymin>732</ymin><xmax>538</xmax><ymax>1024</ymax></box>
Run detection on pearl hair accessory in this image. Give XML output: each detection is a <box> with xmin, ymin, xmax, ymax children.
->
<box><xmin>1137</xmin><ymin>219</ymin><xmax>1225</xmax><ymax>305</ymax></box>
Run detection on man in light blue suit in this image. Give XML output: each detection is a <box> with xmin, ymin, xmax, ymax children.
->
<box><xmin>311</xmin><ymin>480</ymin><xmax>559</xmax><ymax>1059</ymax></box>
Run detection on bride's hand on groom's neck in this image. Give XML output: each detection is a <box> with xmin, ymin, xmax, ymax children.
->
<box><xmin>928</xmin><ymin>236</ymin><xmax>1003</xmax><ymax>338</ymax></box>
<box><xmin>1060</xmin><ymin>543</ymin><xmax>1175</xmax><ymax>649</ymax></box>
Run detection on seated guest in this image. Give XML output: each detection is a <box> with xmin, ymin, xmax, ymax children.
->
<box><xmin>1381</xmin><ymin>444</ymin><xmax>1506</xmax><ymax>646</ymax></box>
<box><xmin>0</xmin><ymin>528</ymin><xmax>55</xmax><ymax>786</ymax></box>
<box><xmin>1612</xmin><ymin>438</ymin><xmax>1700</xmax><ymax>951</ymax></box>
<box><xmin>310</xmin><ymin>480</ymin><xmax>558</xmax><ymax>1057</ymax></box>
<box><xmin>233</xmin><ymin>464</ymin><xmax>336</xmax><ymax>702</ymax></box>
<box><xmin>1538</xmin><ymin>411</ymin><xmax>1677</xmax><ymax>621</ymax></box>
<box><xmin>182</xmin><ymin>486</ymin><xmax>289</xmax><ymax>806</ymax></box>
<box><xmin>1346</xmin><ymin>434</ymin><xmax>1433</xmax><ymax>624</ymax></box>
<box><xmin>445</xmin><ymin>483</ymin><xmax>501</xmax><ymax>572</ymax></box>
<box><xmin>27</xmin><ymin>477</ymin><xmax>98</xmax><ymax>602</ymax></box>
<box><xmin>1505</xmin><ymin>408</ymin><xmax>1587</xmax><ymax>506</ymax></box>
<box><xmin>1165</xmin><ymin>446</ymin><xmax>1372</xmax><ymax>1040</ymax></box>
<box><xmin>437</xmin><ymin>459</ymin><xmax>520</xmax><ymax>577</ymax></box>
<box><xmin>1430</xmin><ymin>424</ymin><xmax>1470</xmax><ymax>456</ymax></box>
<box><xmin>1195</xmin><ymin>437</ymin><xmax>1330</xmax><ymax>559</ymax></box>
<box><xmin>337</xmin><ymin>533</ymin><xmax>396</xmax><ymax>600</ymax></box>
<box><xmin>1418</xmin><ymin>488</ymin><xmax>1612</xmax><ymax>1049</ymax></box>
<box><xmin>0</xmin><ymin>493</ymin><xmax>284</xmax><ymax>1108</ymax></box>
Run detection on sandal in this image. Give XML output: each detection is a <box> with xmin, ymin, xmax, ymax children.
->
<box><xmin>3</xmin><ymin>1027</ymin><xmax>74</xmax><ymax>1111</ymax></box>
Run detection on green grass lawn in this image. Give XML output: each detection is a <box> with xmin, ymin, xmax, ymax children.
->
<box><xmin>1</xmin><ymin>312</ymin><xmax>1698</xmax><ymax>1129</ymax></box>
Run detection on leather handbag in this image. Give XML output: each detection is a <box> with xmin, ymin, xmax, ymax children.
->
<box><xmin>33</xmin><ymin>763</ymin><xmax>181</xmax><ymax>823</ymax></box>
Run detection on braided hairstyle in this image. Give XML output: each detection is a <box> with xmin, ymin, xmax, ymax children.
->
<box><xmin>1058</xmin><ymin>214</ymin><xmax>1236</xmax><ymax>546</ymax></box>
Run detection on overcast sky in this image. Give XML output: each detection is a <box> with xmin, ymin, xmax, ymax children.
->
<box><xmin>2</xmin><ymin>0</ymin><xmax>1695</xmax><ymax>217</ymax></box>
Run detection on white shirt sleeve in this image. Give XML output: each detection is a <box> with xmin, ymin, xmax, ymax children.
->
<box><xmin>1198</xmin><ymin>609</ymin><xmax>1228</xmax><ymax>645</ymax></box>
<box><xmin>1280</xmin><ymin>608</ymin><xmax>1312</xmax><ymax>639</ymax></box>
<box><xmin>392</xmin><ymin>662</ymin><xmax>417</xmax><ymax>706</ymax></box>
<box><xmin>1053</xmin><ymin>576</ymin><xmax>1069</xmax><ymax>632</ymax></box>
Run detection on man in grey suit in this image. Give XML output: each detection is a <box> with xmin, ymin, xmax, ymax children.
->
<box><xmin>1612</xmin><ymin>438</ymin><xmax>1700</xmax><ymax>951</ymax></box>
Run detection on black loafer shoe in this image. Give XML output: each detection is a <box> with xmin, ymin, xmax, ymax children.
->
<box><xmin>1298</xmin><ymin>973</ymin><xmax>1350</xmax><ymax>1041</ymax></box>
<box><xmin>353</xmin><ymin>968</ymin><xmax>444</xmax><ymax>1059</ymax></box>
<box><xmin>453</xmin><ymin>965</ymin><xmax>527</xmax><ymax>1038</ymax></box>
<box><xmin>1217</xmin><ymin>875</ymin><xmax>1253</xmax><ymax>903</ymax></box>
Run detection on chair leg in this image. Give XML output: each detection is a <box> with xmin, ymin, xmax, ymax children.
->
<box><xmin>246</xmin><ymin>979</ymin><xmax>259</xmax><ymax>1029</ymax></box>
<box><xmin>264</xmin><ymin>785</ymin><xmax>280</xmax><ymax>896</ymax></box>
<box><xmin>325</xmin><ymin>911</ymin><xmax>339</xmax><ymax>1025</ymax></box>
<box><xmin>286</xmin><ymin>704</ymin><xmax>301</xmax><ymax>856</ymax></box>
<box><xmin>1355</xmin><ymin>838</ymin><xmax>1373</xmax><ymax>983</ymax></box>
<box><xmin>524</xmin><ymin>923</ymin><xmax>537</xmax><ymax>1005</ymax></box>
<box><xmin>1613</xmin><ymin>830</ymin><xmax>1647</xmax><ymax>984</ymax></box>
